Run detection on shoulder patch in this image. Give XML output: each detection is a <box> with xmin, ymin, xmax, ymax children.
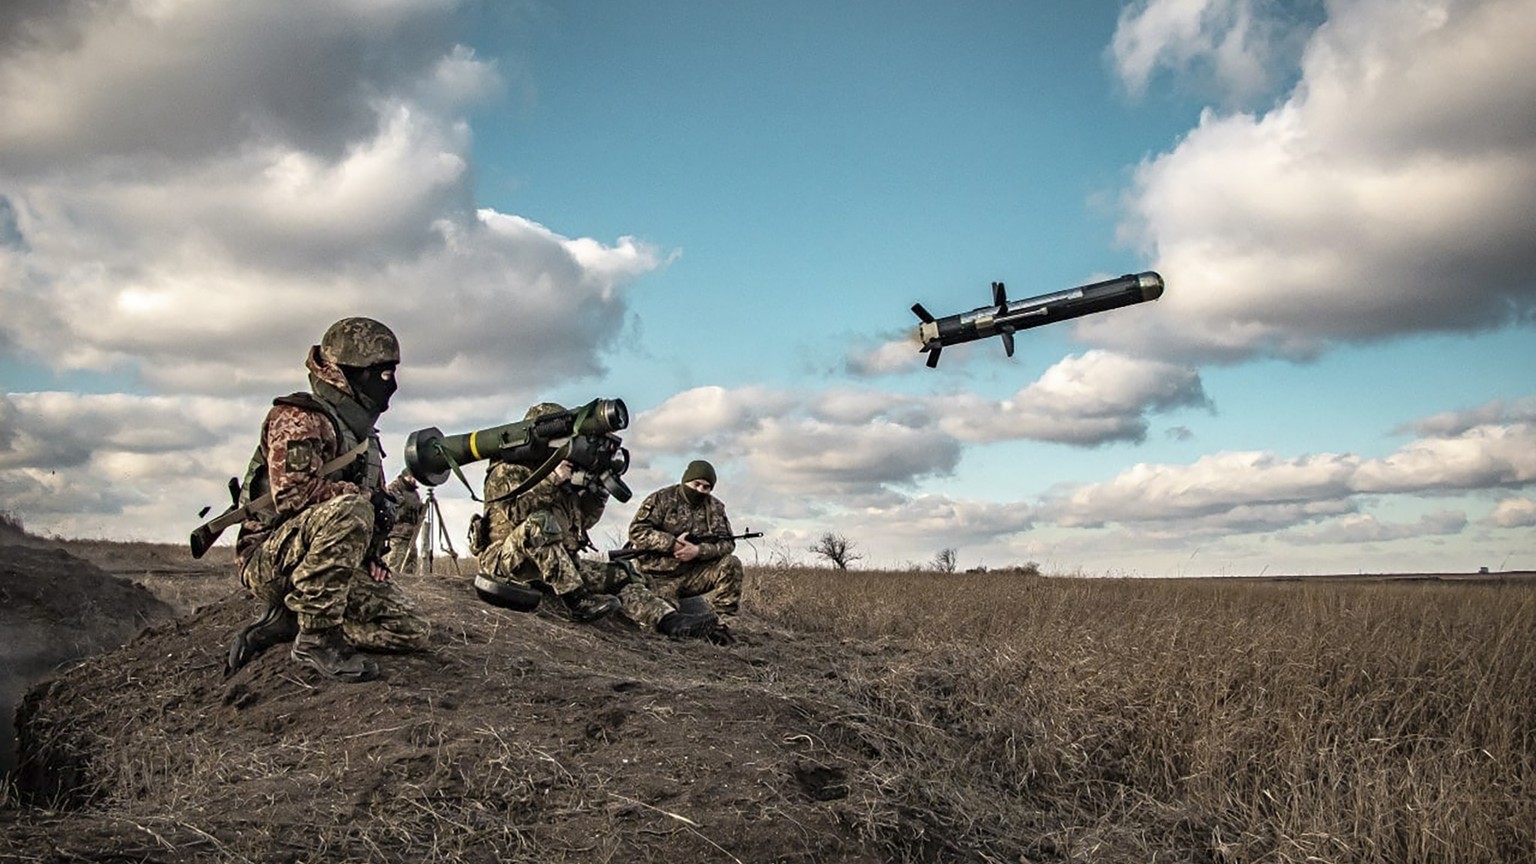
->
<box><xmin>285</xmin><ymin>439</ymin><xmax>317</xmax><ymax>472</ymax></box>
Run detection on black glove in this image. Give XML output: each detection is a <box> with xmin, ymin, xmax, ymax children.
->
<box><xmin>370</xmin><ymin>488</ymin><xmax>398</xmax><ymax>536</ymax></box>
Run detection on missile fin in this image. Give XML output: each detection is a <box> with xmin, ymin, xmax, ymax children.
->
<box><xmin>1000</xmin><ymin>328</ymin><xmax>1015</xmax><ymax>358</ymax></box>
<box><xmin>925</xmin><ymin>345</ymin><xmax>942</xmax><ymax>368</ymax></box>
<box><xmin>911</xmin><ymin>302</ymin><xmax>935</xmax><ymax>323</ymax></box>
<box><xmin>991</xmin><ymin>281</ymin><xmax>1007</xmax><ymax>308</ymax></box>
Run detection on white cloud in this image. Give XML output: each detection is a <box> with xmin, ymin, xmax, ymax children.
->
<box><xmin>1111</xmin><ymin>0</ymin><xmax>1314</xmax><ymax>106</ymax></box>
<box><xmin>1094</xmin><ymin>0</ymin><xmax>1536</xmax><ymax>362</ymax></box>
<box><xmin>0</xmin><ymin>0</ymin><xmax>661</xmax><ymax>399</ymax></box>
<box><xmin>934</xmin><ymin>351</ymin><xmax>1209</xmax><ymax>446</ymax></box>
<box><xmin>1487</xmin><ymin>497</ymin><xmax>1536</xmax><ymax>529</ymax></box>
<box><xmin>1047</xmin><ymin>409</ymin><xmax>1535</xmax><ymax>530</ymax></box>
<box><xmin>1281</xmin><ymin>510</ymin><xmax>1468</xmax><ymax>546</ymax></box>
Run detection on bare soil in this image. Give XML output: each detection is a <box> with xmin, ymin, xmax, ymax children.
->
<box><xmin>0</xmin><ymin>528</ymin><xmax>904</xmax><ymax>862</ymax></box>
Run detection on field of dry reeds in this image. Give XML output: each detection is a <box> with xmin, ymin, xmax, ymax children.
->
<box><xmin>746</xmin><ymin>567</ymin><xmax>1536</xmax><ymax>863</ymax></box>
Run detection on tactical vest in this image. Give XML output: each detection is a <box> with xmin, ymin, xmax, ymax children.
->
<box><xmin>237</xmin><ymin>391</ymin><xmax>384</xmax><ymax>529</ymax></box>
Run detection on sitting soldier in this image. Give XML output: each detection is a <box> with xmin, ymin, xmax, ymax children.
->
<box><xmin>471</xmin><ymin>403</ymin><xmax>717</xmax><ymax>639</ymax></box>
<box><xmin>625</xmin><ymin>460</ymin><xmax>745</xmax><ymax>620</ymax></box>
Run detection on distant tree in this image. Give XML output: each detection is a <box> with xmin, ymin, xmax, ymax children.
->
<box><xmin>808</xmin><ymin>532</ymin><xmax>862</xmax><ymax>570</ymax></box>
<box><xmin>933</xmin><ymin>547</ymin><xmax>958</xmax><ymax>573</ymax></box>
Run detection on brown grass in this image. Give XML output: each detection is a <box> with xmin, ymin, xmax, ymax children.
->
<box><xmin>5</xmin><ymin>529</ymin><xmax>1533</xmax><ymax>862</ymax></box>
<box><xmin>746</xmin><ymin>566</ymin><xmax>1536</xmax><ymax>863</ymax></box>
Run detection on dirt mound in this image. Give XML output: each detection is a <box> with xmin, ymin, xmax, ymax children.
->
<box><xmin>2</xmin><ymin>565</ymin><xmax>925</xmax><ymax>862</ymax></box>
<box><xmin>0</xmin><ymin>534</ymin><xmax>174</xmax><ymax>780</ymax></box>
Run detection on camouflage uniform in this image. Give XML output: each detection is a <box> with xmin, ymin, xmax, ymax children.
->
<box><xmin>477</xmin><ymin>449</ymin><xmax>675</xmax><ymax>629</ymax></box>
<box><xmin>383</xmin><ymin>472</ymin><xmax>425</xmax><ymax>575</ymax></box>
<box><xmin>233</xmin><ymin>323</ymin><xmax>429</xmax><ymax>658</ymax></box>
<box><xmin>626</xmin><ymin>483</ymin><xmax>744</xmax><ymax>616</ymax></box>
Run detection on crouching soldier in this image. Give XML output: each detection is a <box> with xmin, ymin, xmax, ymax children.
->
<box><xmin>471</xmin><ymin>402</ymin><xmax>718</xmax><ymax>639</ymax></box>
<box><xmin>225</xmin><ymin>317</ymin><xmax>430</xmax><ymax>682</ymax></box>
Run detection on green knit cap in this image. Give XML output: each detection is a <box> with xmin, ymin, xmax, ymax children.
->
<box><xmin>681</xmin><ymin>459</ymin><xmax>716</xmax><ymax>486</ymax></box>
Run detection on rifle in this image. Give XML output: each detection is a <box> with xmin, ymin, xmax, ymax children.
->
<box><xmin>605</xmin><ymin>529</ymin><xmax>764</xmax><ymax>562</ymax></box>
<box><xmin>189</xmin><ymin>440</ymin><xmax>370</xmax><ymax>558</ymax></box>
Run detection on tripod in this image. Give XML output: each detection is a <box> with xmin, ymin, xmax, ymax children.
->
<box><xmin>420</xmin><ymin>488</ymin><xmax>462</xmax><ymax>576</ymax></box>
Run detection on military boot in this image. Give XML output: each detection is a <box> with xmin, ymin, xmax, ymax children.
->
<box><xmin>564</xmin><ymin>590</ymin><xmax>621</xmax><ymax>622</ymax></box>
<box><xmin>226</xmin><ymin>601</ymin><xmax>299</xmax><ymax>675</ymax></box>
<box><xmin>290</xmin><ymin>627</ymin><xmax>378</xmax><ymax>682</ymax></box>
<box><xmin>656</xmin><ymin>606</ymin><xmax>719</xmax><ymax>639</ymax></box>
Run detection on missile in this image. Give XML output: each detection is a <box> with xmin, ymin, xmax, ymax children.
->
<box><xmin>911</xmin><ymin>271</ymin><xmax>1164</xmax><ymax>368</ymax></box>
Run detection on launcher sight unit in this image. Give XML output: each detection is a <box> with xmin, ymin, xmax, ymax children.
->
<box><xmin>912</xmin><ymin>271</ymin><xmax>1165</xmax><ymax>368</ymax></box>
<box><xmin>404</xmin><ymin>397</ymin><xmax>633</xmax><ymax>502</ymax></box>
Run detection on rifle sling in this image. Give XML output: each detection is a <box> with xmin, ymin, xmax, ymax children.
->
<box><xmin>197</xmin><ymin>438</ymin><xmax>372</xmax><ymax>535</ymax></box>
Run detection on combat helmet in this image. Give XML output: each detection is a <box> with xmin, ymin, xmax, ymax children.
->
<box><xmin>320</xmin><ymin>317</ymin><xmax>400</xmax><ymax>367</ymax></box>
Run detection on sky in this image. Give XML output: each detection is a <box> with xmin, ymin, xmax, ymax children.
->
<box><xmin>1</xmin><ymin>0</ymin><xmax>1533</xmax><ymax>576</ymax></box>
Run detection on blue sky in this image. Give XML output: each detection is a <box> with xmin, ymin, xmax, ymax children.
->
<box><xmin>1</xmin><ymin>0</ymin><xmax>1533</xmax><ymax>575</ymax></box>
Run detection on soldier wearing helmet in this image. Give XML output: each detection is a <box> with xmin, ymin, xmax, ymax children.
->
<box><xmin>472</xmin><ymin>402</ymin><xmax>719</xmax><ymax>639</ymax></box>
<box><xmin>224</xmin><ymin>317</ymin><xmax>430</xmax><ymax>682</ymax></box>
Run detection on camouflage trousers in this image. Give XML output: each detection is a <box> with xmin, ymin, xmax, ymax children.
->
<box><xmin>241</xmin><ymin>493</ymin><xmax>430</xmax><ymax>651</ymax></box>
<box><xmin>641</xmin><ymin>554</ymin><xmax>744</xmax><ymax>617</ymax></box>
<box><xmin>479</xmin><ymin>513</ymin><xmax>674</xmax><ymax>629</ymax></box>
<box><xmin>384</xmin><ymin>518</ymin><xmax>422</xmax><ymax>575</ymax></box>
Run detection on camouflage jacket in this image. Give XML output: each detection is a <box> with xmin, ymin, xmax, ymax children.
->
<box><xmin>481</xmin><ymin>459</ymin><xmax>605</xmax><ymax>555</ymax></box>
<box><xmin>234</xmin><ymin>348</ymin><xmax>385</xmax><ymax>562</ymax></box>
<box><xmin>385</xmin><ymin>475</ymin><xmax>425</xmax><ymax>542</ymax></box>
<box><xmin>625</xmin><ymin>484</ymin><xmax>734</xmax><ymax>574</ymax></box>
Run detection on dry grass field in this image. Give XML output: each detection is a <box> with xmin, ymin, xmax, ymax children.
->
<box><xmin>2</xmin><ymin>519</ymin><xmax>1533</xmax><ymax>862</ymax></box>
<box><xmin>751</xmin><ymin>567</ymin><xmax>1536</xmax><ymax>862</ymax></box>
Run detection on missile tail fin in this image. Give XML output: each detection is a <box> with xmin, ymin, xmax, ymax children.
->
<box><xmin>925</xmin><ymin>346</ymin><xmax>942</xmax><ymax>368</ymax></box>
<box><xmin>911</xmin><ymin>303</ymin><xmax>935</xmax><ymax>323</ymax></box>
<box><xmin>1001</xmin><ymin>328</ymin><xmax>1015</xmax><ymax>358</ymax></box>
<box><xmin>991</xmin><ymin>281</ymin><xmax>1007</xmax><ymax>308</ymax></box>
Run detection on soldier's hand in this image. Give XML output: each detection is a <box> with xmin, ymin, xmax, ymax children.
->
<box><xmin>673</xmin><ymin>532</ymin><xmax>701</xmax><ymax>562</ymax></box>
<box><xmin>369</xmin><ymin>559</ymin><xmax>393</xmax><ymax>582</ymax></box>
<box><xmin>552</xmin><ymin>460</ymin><xmax>575</xmax><ymax>484</ymax></box>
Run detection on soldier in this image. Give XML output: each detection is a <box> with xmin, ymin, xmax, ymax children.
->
<box><xmin>224</xmin><ymin>317</ymin><xmax>430</xmax><ymax>682</ymax></box>
<box><xmin>473</xmin><ymin>402</ymin><xmax>718</xmax><ymax>639</ymax></box>
<box><xmin>625</xmin><ymin>460</ymin><xmax>744</xmax><ymax>619</ymax></box>
<box><xmin>383</xmin><ymin>469</ymin><xmax>425</xmax><ymax>575</ymax></box>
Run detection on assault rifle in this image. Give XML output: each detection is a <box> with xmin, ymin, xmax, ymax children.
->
<box><xmin>605</xmin><ymin>529</ymin><xmax>764</xmax><ymax>562</ymax></box>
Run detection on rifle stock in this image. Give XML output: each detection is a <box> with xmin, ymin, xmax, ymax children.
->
<box><xmin>605</xmin><ymin>529</ymin><xmax>764</xmax><ymax>562</ymax></box>
<box><xmin>188</xmin><ymin>440</ymin><xmax>370</xmax><ymax>559</ymax></box>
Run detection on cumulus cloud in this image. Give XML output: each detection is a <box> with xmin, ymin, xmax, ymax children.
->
<box><xmin>1487</xmin><ymin>497</ymin><xmax>1536</xmax><ymax>529</ymax></box>
<box><xmin>631</xmin><ymin>356</ymin><xmax>1204</xmax><ymax>500</ymax></box>
<box><xmin>0</xmin><ymin>0</ymin><xmax>661</xmax><ymax>398</ymax></box>
<box><xmin>1091</xmin><ymin>0</ymin><xmax>1536</xmax><ymax>362</ymax></box>
<box><xmin>1111</xmin><ymin>0</ymin><xmax>1315</xmax><ymax>106</ymax></box>
<box><xmin>933</xmin><ymin>351</ymin><xmax>1210</xmax><ymax>446</ymax></box>
<box><xmin>1395</xmin><ymin>397</ymin><xmax>1536</xmax><ymax>438</ymax></box>
<box><xmin>1046</xmin><ymin>407</ymin><xmax>1536</xmax><ymax>531</ymax></box>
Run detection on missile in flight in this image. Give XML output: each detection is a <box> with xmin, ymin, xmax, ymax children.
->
<box><xmin>911</xmin><ymin>271</ymin><xmax>1164</xmax><ymax>368</ymax></box>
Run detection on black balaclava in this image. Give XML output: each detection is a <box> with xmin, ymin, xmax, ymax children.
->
<box><xmin>344</xmin><ymin>362</ymin><xmax>399</xmax><ymax>415</ymax></box>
